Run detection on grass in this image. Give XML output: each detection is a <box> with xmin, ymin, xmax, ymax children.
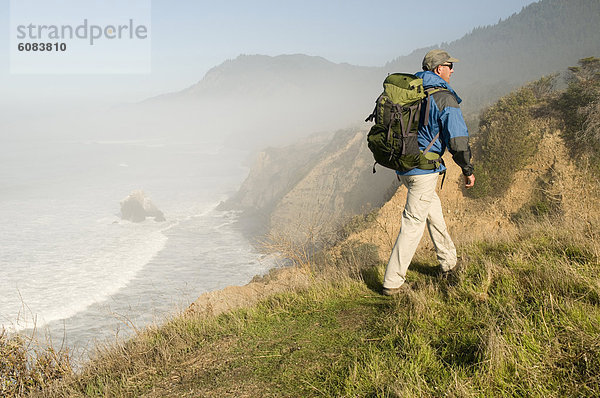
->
<box><xmin>36</xmin><ymin>221</ymin><xmax>600</xmax><ymax>397</ymax></box>
<box><xmin>0</xmin><ymin>329</ymin><xmax>71</xmax><ymax>397</ymax></box>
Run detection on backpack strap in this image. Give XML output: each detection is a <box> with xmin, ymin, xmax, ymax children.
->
<box><xmin>422</xmin><ymin>87</ymin><xmax>446</xmax><ymax>128</ymax></box>
<box><xmin>365</xmin><ymin>92</ymin><xmax>385</xmax><ymax>122</ymax></box>
<box><xmin>420</xmin><ymin>87</ymin><xmax>448</xmax><ymax>155</ymax></box>
<box><xmin>422</xmin><ymin>132</ymin><xmax>440</xmax><ymax>155</ymax></box>
<box><xmin>421</xmin><ymin>87</ymin><xmax>450</xmax><ymax>187</ymax></box>
<box><xmin>365</xmin><ymin>104</ymin><xmax>376</xmax><ymax>122</ymax></box>
<box><xmin>440</xmin><ymin>168</ymin><xmax>447</xmax><ymax>189</ymax></box>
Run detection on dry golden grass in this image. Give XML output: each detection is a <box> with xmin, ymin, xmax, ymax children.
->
<box><xmin>1</xmin><ymin>328</ymin><xmax>72</xmax><ymax>397</ymax></box>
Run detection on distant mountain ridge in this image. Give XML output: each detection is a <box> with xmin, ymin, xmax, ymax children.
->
<box><xmin>143</xmin><ymin>53</ymin><xmax>381</xmax><ymax>148</ymax></box>
<box><xmin>182</xmin><ymin>54</ymin><xmax>378</xmax><ymax>99</ymax></box>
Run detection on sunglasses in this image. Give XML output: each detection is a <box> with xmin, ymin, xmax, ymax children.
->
<box><xmin>441</xmin><ymin>62</ymin><xmax>454</xmax><ymax>69</ymax></box>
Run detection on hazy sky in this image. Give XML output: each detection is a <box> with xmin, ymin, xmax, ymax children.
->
<box><xmin>0</xmin><ymin>0</ymin><xmax>537</xmax><ymax>108</ymax></box>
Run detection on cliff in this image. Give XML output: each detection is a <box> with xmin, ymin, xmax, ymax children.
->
<box><xmin>221</xmin><ymin>127</ymin><xmax>399</xmax><ymax>245</ymax></box>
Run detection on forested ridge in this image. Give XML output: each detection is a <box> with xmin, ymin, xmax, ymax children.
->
<box><xmin>386</xmin><ymin>0</ymin><xmax>600</xmax><ymax>115</ymax></box>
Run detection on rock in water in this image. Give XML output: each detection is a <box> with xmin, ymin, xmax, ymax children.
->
<box><xmin>120</xmin><ymin>190</ymin><xmax>166</xmax><ymax>222</ymax></box>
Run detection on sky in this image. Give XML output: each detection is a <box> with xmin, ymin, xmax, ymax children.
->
<box><xmin>0</xmin><ymin>0</ymin><xmax>538</xmax><ymax>110</ymax></box>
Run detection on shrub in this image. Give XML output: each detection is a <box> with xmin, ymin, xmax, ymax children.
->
<box><xmin>555</xmin><ymin>57</ymin><xmax>600</xmax><ymax>161</ymax></box>
<box><xmin>468</xmin><ymin>58</ymin><xmax>600</xmax><ymax>199</ymax></box>
<box><xmin>468</xmin><ymin>84</ymin><xmax>543</xmax><ymax>198</ymax></box>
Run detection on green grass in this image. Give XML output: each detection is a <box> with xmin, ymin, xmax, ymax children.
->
<box><xmin>40</xmin><ymin>223</ymin><xmax>600</xmax><ymax>397</ymax></box>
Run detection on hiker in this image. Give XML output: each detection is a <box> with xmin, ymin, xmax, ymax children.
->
<box><xmin>382</xmin><ymin>49</ymin><xmax>475</xmax><ymax>296</ymax></box>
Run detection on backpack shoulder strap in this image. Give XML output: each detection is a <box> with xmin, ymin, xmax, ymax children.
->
<box><xmin>421</xmin><ymin>87</ymin><xmax>448</xmax><ymax>155</ymax></box>
<box><xmin>421</xmin><ymin>87</ymin><xmax>447</xmax><ymax>127</ymax></box>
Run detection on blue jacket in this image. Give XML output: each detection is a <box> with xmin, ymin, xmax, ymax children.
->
<box><xmin>398</xmin><ymin>71</ymin><xmax>473</xmax><ymax>176</ymax></box>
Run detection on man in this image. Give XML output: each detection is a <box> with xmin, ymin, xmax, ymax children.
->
<box><xmin>382</xmin><ymin>49</ymin><xmax>475</xmax><ymax>296</ymax></box>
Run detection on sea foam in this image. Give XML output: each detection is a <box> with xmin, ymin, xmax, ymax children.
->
<box><xmin>2</xmin><ymin>224</ymin><xmax>168</xmax><ymax>332</ymax></box>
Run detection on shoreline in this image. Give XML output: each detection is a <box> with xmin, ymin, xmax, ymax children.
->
<box><xmin>4</xmin><ymin>204</ymin><xmax>279</xmax><ymax>362</ymax></box>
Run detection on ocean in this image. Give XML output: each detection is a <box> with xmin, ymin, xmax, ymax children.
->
<box><xmin>0</xmin><ymin>137</ymin><xmax>274</xmax><ymax>356</ymax></box>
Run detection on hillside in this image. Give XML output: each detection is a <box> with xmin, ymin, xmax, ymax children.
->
<box><xmin>140</xmin><ymin>54</ymin><xmax>382</xmax><ymax>149</ymax></box>
<box><xmin>17</xmin><ymin>58</ymin><xmax>600</xmax><ymax>397</ymax></box>
<box><xmin>350</xmin><ymin>57</ymin><xmax>600</xmax><ymax>258</ymax></box>
<box><xmin>386</xmin><ymin>0</ymin><xmax>600</xmax><ymax>115</ymax></box>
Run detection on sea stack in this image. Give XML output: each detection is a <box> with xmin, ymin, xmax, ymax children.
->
<box><xmin>120</xmin><ymin>190</ymin><xmax>166</xmax><ymax>222</ymax></box>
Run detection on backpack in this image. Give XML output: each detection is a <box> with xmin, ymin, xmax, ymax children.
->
<box><xmin>365</xmin><ymin>73</ymin><xmax>444</xmax><ymax>173</ymax></box>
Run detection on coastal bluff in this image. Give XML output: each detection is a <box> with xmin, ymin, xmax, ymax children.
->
<box><xmin>220</xmin><ymin>127</ymin><xmax>399</xmax><ymax>245</ymax></box>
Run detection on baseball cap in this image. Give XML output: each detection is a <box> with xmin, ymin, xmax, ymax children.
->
<box><xmin>422</xmin><ymin>49</ymin><xmax>459</xmax><ymax>71</ymax></box>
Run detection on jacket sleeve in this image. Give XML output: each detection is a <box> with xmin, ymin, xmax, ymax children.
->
<box><xmin>437</xmin><ymin>93</ymin><xmax>474</xmax><ymax>176</ymax></box>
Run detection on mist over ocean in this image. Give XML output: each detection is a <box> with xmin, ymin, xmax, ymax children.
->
<box><xmin>0</xmin><ymin>137</ymin><xmax>274</xmax><ymax>354</ymax></box>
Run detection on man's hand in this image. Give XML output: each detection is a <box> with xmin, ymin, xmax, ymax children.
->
<box><xmin>464</xmin><ymin>174</ymin><xmax>475</xmax><ymax>188</ymax></box>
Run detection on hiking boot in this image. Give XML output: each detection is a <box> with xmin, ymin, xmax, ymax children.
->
<box><xmin>440</xmin><ymin>260</ymin><xmax>463</xmax><ymax>285</ymax></box>
<box><xmin>440</xmin><ymin>257</ymin><xmax>464</xmax><ymax>277</ymax></box>
<box><xmin>382</xmin><ymin>283</ymin><xmax>410</xmax><ymax>296</ymax></box>
<box><xmin>441</xmin><ymin>265</ymin><xmax>458</xmax><ymax>277</ymax></box>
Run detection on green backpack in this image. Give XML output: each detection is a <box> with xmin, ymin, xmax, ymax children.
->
<box><xmin>365</xmin><ymin>73</ymin><xmax>444</xmax><ymax>173</ymax></box>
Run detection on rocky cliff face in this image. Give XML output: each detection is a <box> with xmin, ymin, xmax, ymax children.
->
<box><xmin>222</xmin><ymin>127</ymin><xmax>398</xmax><ymax>245</ymax></box>
<box><xmin>223</xmin><ymin>131</ymin><xmax>335</xmax><ymax>216</ymax></box>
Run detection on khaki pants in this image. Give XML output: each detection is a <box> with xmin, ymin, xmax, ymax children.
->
<box><xmin>383</xmin><ymin>173</ymin><xmax>457</xmax><ymax>289</ymax></box>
